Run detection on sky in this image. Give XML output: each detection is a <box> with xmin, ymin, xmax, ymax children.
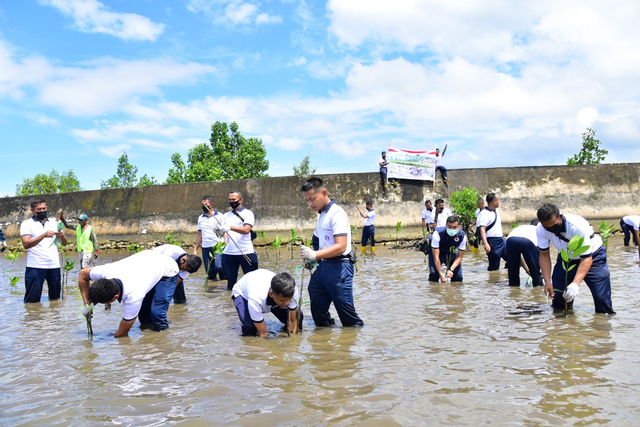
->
<box><xmin>1</xmin><ymin>0</ymin><xmax>640</xmax><ymax>196</ymax></box>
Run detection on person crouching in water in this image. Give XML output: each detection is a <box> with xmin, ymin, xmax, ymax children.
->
<box><xmin>428</xmin><ymin>215</ymin><xmax>467</xmax><ymax>282</ymax></box>
<box><xmin>231</xmin><ymin>269</ymin><xmax>301</xmax><ymax>337</ymax></box>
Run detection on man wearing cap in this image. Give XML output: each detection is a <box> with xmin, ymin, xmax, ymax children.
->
<box><xmin>59</xmin><ymin>209</ymin><xmax>99</xmax><ymax>269</ymax></box>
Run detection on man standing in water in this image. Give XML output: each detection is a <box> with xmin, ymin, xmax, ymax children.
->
<box><xmin>477</xmin><ymin>193</ymin><xmax>506</xmax><ymax>271</ymax></box>
<box><xmin>505</xmin><ymin>221</ymin><xmax>543</xmax><ymax>287</ymax></box>
<box><xmin>220</xmin><ymin>191</ymin><xmax>258</xmax><ymax>290</ymax></box>
<box><xmin>59</xmin><ymin>210</ymin><xmax>99</xmax><ymax>270</ymax></box>
<box><xmin>432</xmin><ymin>198</ymin><xmax>453</xmax><ymax>229</ymax></box>
<box><xmin>194</xmin><ymin>196</ymin><xmax>226</xmax><ymax>284</ymax></box>
<box><xmin>79</xmin><ymin>250</ymin><xmax>180</xmax><ymax>336</ymax></box>
<box><xmin>20</xmin><ymin>199</ymin><xmax>67</xmax><ymax>303</ymax></box>
<box><xmin>620</xmin><ymin>215</ymin><xmax>640</xmax><ymax>250</ymax></box>
<box><xmin>357</xmin><ymin>201</ymin><xmax>376</xmax><ymax>255</ymax></box>
<box><xmin>536</xmin><ymin>203</ymin><xmax>615</xmax><ymax>314</ymax></box>
<box><xmin>300</xmin><ymin>177</ymin><xmax>364</xmax><ymax>327</ymax></box>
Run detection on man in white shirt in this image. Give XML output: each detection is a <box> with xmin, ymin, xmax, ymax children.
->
<box><xmin>428</xmin><ymin>215</ymin><xmax>467</xmax><ymax>282</ymax></box>
<box><xmin>300</xmin><ymin>177</ymin><xmax>364</xmax><ymax>327</ymax></box>
<box><xmin>78</xmin><ymin>250</ymin><xmax>180</xmax><ymax>337</ymax></box>
<box><xmin>620</xmin><ymin>215</ymin><xmax>640</xmax><ymax>255</ymax></box>
<box><xmin>505</xmin><ymin>221</ymin><xmax>542</xmax><ymax>287</ymax></box>
<box><xmin>194</xmin><ymin>195</ymin><xmax>226</xmax><ymax>284</ymax></box>
<box><xmin>433</xmin><ymin>198</ymin><xmax>453</xmax><ymax>229</ymax></box>
<box><xmin>537</xmin><ymin>203</ymin><xmax>615</xmax><ymax>314</ymax></box>
<box><xmin>231</xmin><ymin>269</ymin><xmax>300</xmax><ymax>337</ymax></box>
<box><xmin>476</xmin><ymin>193</ymin><xmax>506</xmax><ymax>271</ymax></box>
<box><xmin>20</xmin><ymin>198</ymin><xmax>68</xmax><ymax>303</ymax></box>
<box><xmin>379</xmin><ymin>151</ymin><xmax>396</xmax><ymax>188</ymax></box>
<box><xmin>219</xmin><ymin>191</ymin><xmax>258</xmax><ymax>290</ymax></box>
<box><xmin>421</xmin><ymin>200</ymin><xmax>435</xmax><ymax>235</ymax></box>
<box><xmin>357</xmin><ymin>201</ymin><xmax>376</xmax><ymax>255</ymax></box>
<box><xmin>154</xmin><ymin>244</ymin><xmax>202</xmax><ymax>303</ymax></box>
<box><xmin>435</xmin><ymin>145</ymin><xmax>448</xmax><ymax>183</ymax></box>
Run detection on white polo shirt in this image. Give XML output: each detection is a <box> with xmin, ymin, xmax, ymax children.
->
<box><xmin>364</xmin><ymin>210</ymin><xmax>376</xmax><ymax>226</ymax></box>
<box><xmin>20</xmin><ymin>217</ymin><xmax>61</xmax><ymax>269</ymax></box>
<box><xmin>476</xmin><ymin>208</ymin><xmax>503</xmax><ymax>238</ymax></box>
<box><xmin>507</xmin><ymin>224</ymin><xmax>537</xmax><ymax>245</ymax></box>
<box><xmin>154</xmin><ymin>244</ymin><xmax>189</xmax><ymax>279</ymax></box>
<box><xmin>231</xmin><ymin>269</ymin><xmax>299</xmax><ymax>323</ymax></box>
<box><xmin>536</xmin><ymin>213</ymin><xmax>602</xmax><ymax>260</ymax></box>
<box><xmin>223</xmin><ymin>207</ymin><xmax>255</xmax><ymax>255</ymax></box>
<box><xmin>475</xmin><ymin>208</ymin><xmax>483</xmax><ymax>218</ymax></box>
<box><xmin>431</xmin><ymin>228</ymin><xmax>467</xmax><ymax>251</ymax></box>
<box><xmin>421</xmin><ymin>208</ymin><xmax>435</xmax><ymax>225</ymax></box>
<box><xmin>315</xmin><ymin>200</ymin><xmax>351</xmax><ymax>256</ymax></box>
<box><xmin>435</xmin><ymin>154</ymin><xmax>444</xmax><ymax>167</ymax></box>
<box><xmin>197</xmin><ymin>211</ymin><xmax>225</xmax><ymax>248</ymax></box>
<box><xmin>435</xmin><ymin>208</ymin><xmax>453</xmax><ymax>228</ymax></box>
<box><xmin>379</xmin><ymin>157</ymin><xmax>388</xmax><ymax>168</ymax></box>
<box><xmin>623</xmin><ymin>215</ymin><xmax>640</xmax><ymax>230</ymax></box>
<box><xmin>89</xmin><ymin>250</ymin><xmax>179</xmax><ymax>321</ymax></box>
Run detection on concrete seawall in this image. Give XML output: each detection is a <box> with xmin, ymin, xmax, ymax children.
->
<box><xmin>1</xmin><ymin>163</ymin><xmax>639</xmax><ymax>246</ymax></box>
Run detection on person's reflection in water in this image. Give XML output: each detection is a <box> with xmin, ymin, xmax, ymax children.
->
<box><xmin>533</xmin><ymin>316</ymin><xmax>615</xmax><ymax>423</ymax></box>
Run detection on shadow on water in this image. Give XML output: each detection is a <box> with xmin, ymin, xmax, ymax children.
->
<box><xmin>0</xmin><ymin>237</ymin><xmax>639</xmax><ymax>425</ymax></box>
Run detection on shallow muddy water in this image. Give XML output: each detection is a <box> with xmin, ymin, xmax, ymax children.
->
<box><xmin>1</xmin><ymin>236</ymin><xmax>639</xmax><ymax>426</ymax></box>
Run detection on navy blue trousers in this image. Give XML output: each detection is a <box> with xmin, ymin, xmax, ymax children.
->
<box><xmin>486</xmin><ymin>236</ymin><xmax>507</xmax><ymax>271</ymax></box>
<box><xmin>24</xmin><ymin>267</ymin><xmax>61</xmax><ymax>303</ymax></box>
<box><xmin>308</xmin><ymin>260</ymin><xmax>363</xmax><ymax>327</ymax></box>
<box><xmin>428</xmin><ymin>248</ymin><xmax>463</xmax><ymax>282</ymax></box>
<box><xmin>173</xmin><ymin>279</ymin><xmax>187</xmax><ymax>304</ymax></box>
<box><xmin>551</xmin><ymin>247</ymin><xmax>615</xmax><ymax>314</ymax></box>
<box><xmin>202</xmin><ymin>247</ymin><xmax>225</xmax><ymax>280</ymax></box>
<box><xmin>361</xmin><ymin>225</ymin><xmax>375</xmax><ymax>247</ymax></box>
<box><xmin>232</xmin><ymin>295</ymin><xmax>297</xmax><ymax>336</ymax></box>
<box><xmin>620</xmin><ymin>219</ymin><xmax>638</xmax><ymax>246</ymax></box>
<box><xmin>436</xmin><ymin>165</ymin><xmax>448</xmax><ymax>181</ymax></box>
<box><xmin>139</xmin><ymin>274</ymin><xmax>179</xmax><ymax>331</ymax></box>
<box><xmin>506</xmin><ymin>237</ymin><xmax>543</xmax><ymax>287</ymax></box>
<box><xmin>222</xmin><ymin>252</ymin><xmax>259</xmax><ymax>290</ymax></box>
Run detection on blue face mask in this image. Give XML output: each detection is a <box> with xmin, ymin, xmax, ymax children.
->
<box><xmin>446</xmin><ymin>228</ymin><xmax>458</xmax><ymax>237</ymax></box>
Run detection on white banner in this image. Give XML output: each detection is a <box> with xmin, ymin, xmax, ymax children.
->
<box><xmin>387</xmin><ymin>147</ymin><xmax>437</xmax><ymax>181</ymax></box>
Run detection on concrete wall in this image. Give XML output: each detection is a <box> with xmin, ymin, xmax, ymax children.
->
<box><xmin>2</xmin><ymin>163</ymin><xmax>639</xmax><ymax>245</ymax></box>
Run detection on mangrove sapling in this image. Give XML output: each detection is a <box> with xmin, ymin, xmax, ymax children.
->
<box><xmin>598</xmin><ymin>221</ymin><xmax>615</xmax><ymax>248</ymax></box>
<box><xmin>6</xmin><ymin>250</ymin><xmax>21</xmax><ymax>288</ymax></box>
<box><xmin>127</xmin><ymin>243</ymin><xmax>142</xmax><ymax>254</ymax></box>
<box><xmin>559</xmin><ymin>234</ymin><xmax>590</xmax><ymax>316</ymax></box>
<box><xmin>445</xmin><ymin>246</ymin><xmax>456</xmax><ymax>283</ymax></box>
<box><xmin>204</xmin><ymin>242</ymin><xmax>226</xmax><ymax>289</ymax></box>
<box><xmin>258</xmin><ymin>231</ymin><xmax>269</xmax><ymax>257</ymax></box>
<box><xmin>272</xmin><ymin>235</ymin><xmax>283</xmax><ymax>267</ymax></box>
<box><xmin>289</xmin><ymin>229</ymin><xmax>301</xmax><ymax>260</ymax></box>
<box><xmin>61</xmin><ymin>256</ymin><xmax>76</xmax><ymax>299</ymax></box>
<box><xmin>395</xmin><ymin>221</ymin><xmax>404</xmax><ymax>254</ymax></box>
<box><xmin>9</xmin><ymin>276</ymin><xmax>19</xmax><ymax>288</ymax></box>
<box><xmin>165</xmin><ymin>232</ymin><xmax>181</xmax><ymax>246</ymax></box>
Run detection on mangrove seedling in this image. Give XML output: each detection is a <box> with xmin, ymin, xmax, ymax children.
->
<box><xmin>127</xmin><ymin>243</ymin><xmax>142</xmax><ymax>254</ymax></box>
<box><xmin>598</xmin><ymin>221</ymin><xmax>615</xmax><ymax>248</ymax></box>
<box><xmin>289</xmin><ymin>229</ymin><xmax>301</xmax><ymax>260</ymax></box>
<box><xmin>258</xmin><ymin>230</ymin><xmax>269</xmax><ymax>257</ymax></box>
<box><xmin>204</xmin><ymin>241</ymin><xmax>226</xmax><ymax>289</ymax></box>
<box><xmin>395</xmin><ymin>221</ymin><xmax>404</xmax><ymax>254</ymax></box>
<box><xmin>512</xmin><ymin>221</ymin><xmax>519</xmax><ymax>228</ymax></box>
<box><xmin>6</xmin><ymin>249</ymin><xmax>20</xmax><ymax>263</ymax></box>
<box><xmin>61</xmin><ymin>256</ymin><xmax>76</xmax><ymax>299</ymax></box>
<box><xmin>165</xmin><ymin>232</ymin><xmax>181</xmax><ymax>246</ymax></box>
<box><xmin>9</xmin><ymin>276</ymin><xmax>19</xmax><ymax>288</ymax></box>
<box><xmin>560</xmin><ymin>234</ymin><xmax>590</xmax><ymax>316</ymax></box>
<box><xmin>272</xmin><ymin>235</ymin><xmax>283</xmax><ymax>267</ymax></box>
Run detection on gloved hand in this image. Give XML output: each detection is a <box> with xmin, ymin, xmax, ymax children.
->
<box><xmin>300</xmin><ymin>246</ymin><xmax>317</xmax><ymax>261</ymax></box>
<box><xmin>219</xmin><ymin>224</ymin><xmax>230</xmax><ymax>233</ymax></box>
<box><xmin>563</xmin><ymin>283</ymin><xmax>580</xmax><ymax>302</ymax></box>
<box><xmin>82</xmin><ymin>304</ymin><xmax>94</xmax><ymax>319</ymax></box>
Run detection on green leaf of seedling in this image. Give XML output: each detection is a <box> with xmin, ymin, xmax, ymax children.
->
<box><xmin>567</xmin><ymin>234</ymin><xmax>584</xmax><ymax>251</ymax></box>
<box><xmin>571</xmin><ymin>245</ymin><xmax>590</xmax><ymax>258</ymax></box>
<box><xmin>560</xmin><ymin>249</ymin><xmax>569</xmax><ymax>263</ymax></box>
<box><xmin>567</xmin><ymin>264</ymin><xmax>577</xmax><ymax>272</ymax></box>
<box><xmin>9</xmin><ymin>276</ymin><xmax>19</xmax><ymax>287</ymax></box>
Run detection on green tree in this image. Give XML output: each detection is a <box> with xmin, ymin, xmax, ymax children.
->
<box><xmin>101</xmin><ymin>152</ymin><xmax>157</xmax><ymax>188</ymax></box>
<box><xmin>449</xmin><ymin>187</ymin><xmax>480</xmax><ymax>234</ymax></box>
<box><xmin>293</xmin><ymin>155</ymin><xmax>317</xmax><ymax>176</ymax></box>
<box><xmin>16</xmin><ymin>169</ymin><xmax>81</xmax><ymax>196</ymax></box>
<box><xmin>165</xmin><ymin>121</ymin><xmax>269</xmax><ymax>183</ymax></box>
<box><xmin>567</xmin><ymin>128</ymin><xmax>608</xmax><ymax>165</ymax></box>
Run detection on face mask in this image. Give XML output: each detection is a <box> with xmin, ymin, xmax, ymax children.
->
<box><xmin>446</xmin><ymin>228</ymin><xmax>458</xmax><ymax>237</ymax></box>
<box><xmin>35</xmin><ymin>211</ymin><xmax>48</xmax><ymax>220</ymax></box>
<box><xmin>544</xmin><ymin>222</ymin><xmax>563</xmax><ymax>234</ymax></box>
<box><xmin>438</xmin><ymin>207</ymin><xmax>444</xmax><ymax>212</ymax></box>
<box><xmin>229</xmin><ymin>201</ymin><xmax>240</xmax><ymax>210</ymax></box>
<box><xmin>202</xmin><ymin>205</ymin><xmax>210</xmax><ymax>214</ymax></box>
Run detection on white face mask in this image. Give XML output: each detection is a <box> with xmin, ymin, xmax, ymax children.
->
<box><xmin>446</xmin><ymin>228</ymin><xmax>458</xmax><ymax>237</ymax></box>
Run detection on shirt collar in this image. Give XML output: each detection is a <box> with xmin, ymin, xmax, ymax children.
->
<box><xmin>201</xmin><ymin>209</ymin><xmax>219</xmax><ymax>217</ymax></box>
<box><xmin>31</xmin><ymin>216</ymin><xmax>50</xmax><ymax>223</ymax></box>
<box><xmin>114</xmin><ymin>278</ymin><xmax>124</xmax><ymax>303</ymax></box>
<box><xmin>318</xmin><ymin>199</ymin><xmax>335</xmax><ymax>214</ymax></box>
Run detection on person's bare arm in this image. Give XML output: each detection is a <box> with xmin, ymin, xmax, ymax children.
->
<box><xmin>315</xmin><ymin>235</ymin><xmax>348</xmax><ymax>260</ymax></box>
<box><xmin>449</xmin><ymin>250</ymin><xmax>464</xmax><ymax>274</ymax></box>
<box><xmin>21</xmin><ymin>230</ymin><xmax>55</xmax><ymax>249</ymax></box>
<box><xmin>422</xmin><ymin>218</ymin><xmax>427</xmax><ymax>235</ymax></box>
<box><xmin>357</xmin><ymin>207</ymin><xmax>367</xmax><ymax>218</ymax></box>
<box><xmin>572</xmin><ymin>256</ymin><xmax>593</xmax><ymax>286</ymax></box>
<box><xmin>114</xmin><ymin>319</ymin><xmax>136</xmax><ymax>338</ymax></box>
<box><xmin>539</xmin><ymin>249</ymin><xmax>553</xmax><ymax>297</ymax></box>
<box><xmin>288</xmin><ymin>309</ymin><xmax>298</xmax><ymax>334</ymax></box>
<box><xmin>254</xmin><ymin>321</ymin><xmax>268</xmax><ymax>338</ymax></box>
<box><xmin>230</xmin><ymin>224</ymin><xmax>252</xmax><ymax>235</ymax></box>
<box><xmin>78</xmin><ymin>268</ymin><xmax>93</xmax><ymax>304</ymax></box>
<box><xmin>194</xmin><ymin>230</ymin><xmax>202</xmax><ymax>255</ymax></box>
<box><xmin>480</xmin><ymin>227</ymin><xmax>491</xmax><ymax>252</ymax></box>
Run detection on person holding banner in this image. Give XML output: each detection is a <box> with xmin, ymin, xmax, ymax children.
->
<box><xmin>435</xmin><ymin>146</ymin><xmax>449</xmax><ymax>183</ymax></box>
<box><xmin>379</xmin><ymin>151</ymin><xmax>396</xmax><ymax>188</ymax></box>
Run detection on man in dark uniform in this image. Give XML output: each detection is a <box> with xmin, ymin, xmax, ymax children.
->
<box><xmin>428</xmin><ymin>215</ymin><xmax>467</xmax><ymax>282</ymax></box>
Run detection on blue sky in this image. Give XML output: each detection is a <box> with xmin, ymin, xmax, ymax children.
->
<box><xmin>2</xmin><ymin>0</ymin><xmax>640</xmax><ymax>196</ymax></box>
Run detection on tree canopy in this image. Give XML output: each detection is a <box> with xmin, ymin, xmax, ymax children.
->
<box><xmin>165</xmin><ymin>121</ymin><xmax>269</xmax><ymax>184</ymax></box>
<box><xmin>101</xmin><ymin>152</ymin><xmax>158</xmax><ymax>189</ymax></box>
<box><xmin>567</xmin><ymin>128</ymin><xmax>608</xmax><ymax>165</ymax></box>
<box><xmin>293</xmin><ymin>155</ymin><xmax>317</xmax><ymax>176</ymax></box>
<box><xmin>449</xmin><ymin>187</ymin><xmax>480</xmax><ymax>234</ymax></box>
<box><xmin>16</xmin><ymin>169</ymin><xmax>81</xmax><ymax>196</ymax></box>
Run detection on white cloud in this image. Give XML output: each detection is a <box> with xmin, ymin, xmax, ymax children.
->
<box><xmin>187</xmin><ymin>0</ymin><xmax>282</xmax><ymax>27</ymax></box>
<box><xmin>26</xmin><ymin>113</ymin><xmax>60</xmax><ymax>126</ymax></box>
<box><xmin>98</xmin><ymin>143</ymin><xmax>130</xmax><ymax>157</ymax></box>
<box><xmin>256</xmin><ymin>13</ymin><xmax>282</xmax><ymax>25</ymax></box>
<box><xmin>38</xmin><ymin>0</ymin><xmax>165</xmax><ymax>41</ymax></box>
